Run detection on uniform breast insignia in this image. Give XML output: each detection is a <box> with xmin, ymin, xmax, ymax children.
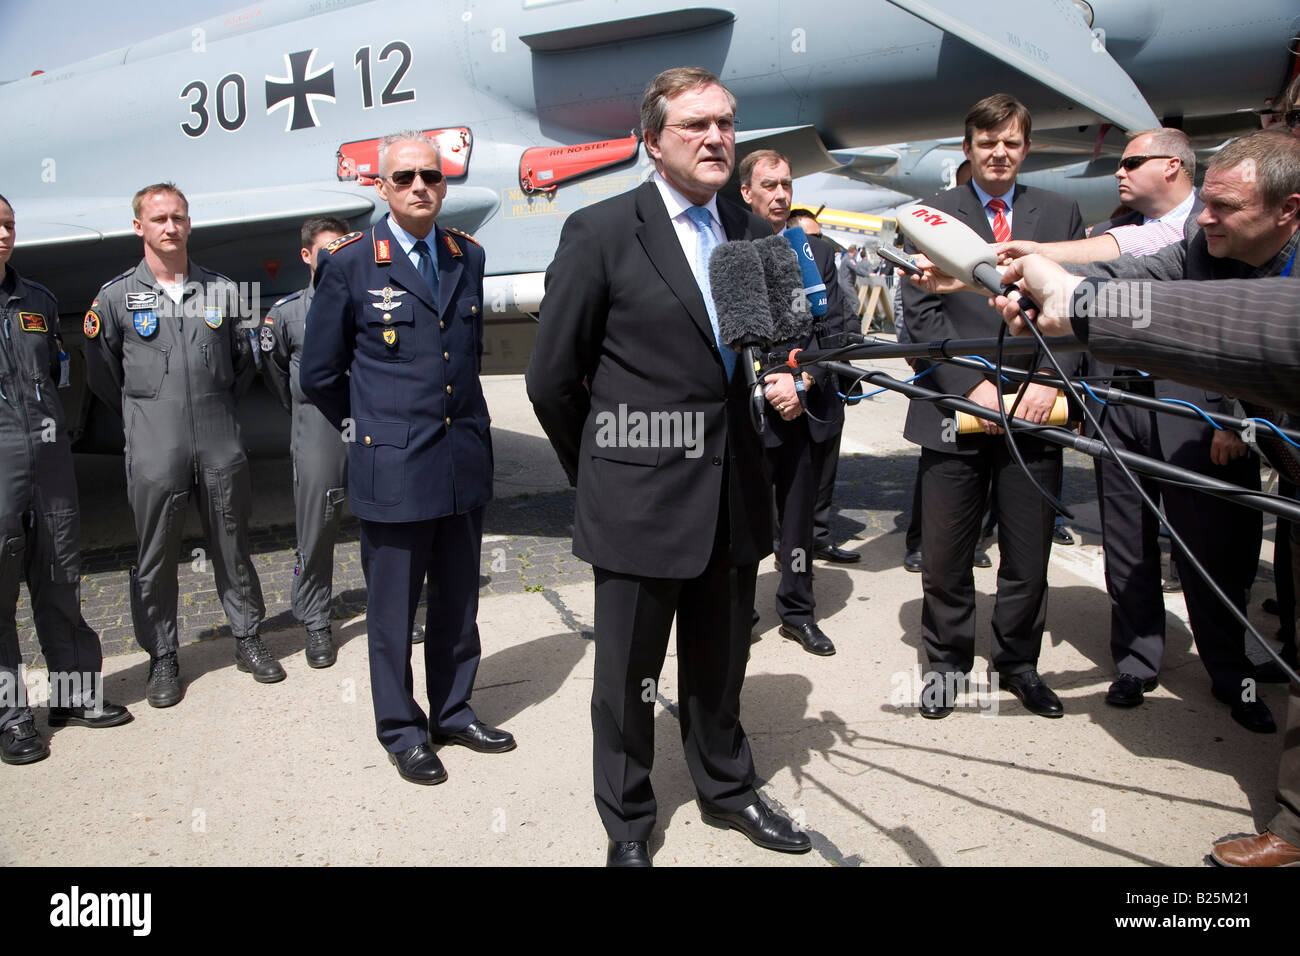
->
<box><xmin>374</xmin><ymin>239</ymin><xmax>392</xmax><ymax>264</ymax></box>
<box><xmin>18</xmin><ymin>312</ymin><xmax>47</xmax><ymax>333</ymax></box>
<box><xmin>133</xmin><ymin>311</ymin><xmax>159</xmax><ymax>338</ymax></box>
<box><xmin>382</xmin><ymin>327</ymin><xmax>398</xmax><ymax>349</ymax></box>
<box><xmin>368</xmin><ymin>286</ymin><xmax>406</xmax><ymax>318</ymax></box>
<box><xmin>125</xmin><ymin>291</ymin><xmax>158</xmax><ymax>311</ymax></box>
<box><xmin>204</xmin><ymin>306</ymin><xmax>223</xmax><ymax>330</ymax></box>
<box><xmin>83</xmin><ymin>311</ymin><xmax>101</xmax><ymax>339</ymax></box>
<box><xmin>326</xmin><ymin>231</ymin><xmax>363</xmax><ymax>255</ymax></box>
<box><xmin>259</xmin><ymin>325</ymin><xmax>275</xmax><ymax>352</ymax></box>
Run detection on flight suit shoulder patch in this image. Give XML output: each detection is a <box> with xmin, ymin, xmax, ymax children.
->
<box><xmin>326</xmin><ymin>232</ymin><xmax>363</xmax><ymax>254</ymax></box>
<box><xmin>83</xmin><ymin>311</ymin><xmax>101</xmax><ymax>339</ymax></box>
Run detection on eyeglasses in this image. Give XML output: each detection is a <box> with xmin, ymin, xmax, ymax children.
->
<box><xmin>1286</xmin><ymin>109</ymin><xmax>1300</xmax><ymax>129</ymax></box>
<box><xmin>1118</xmin><ymin>154</ymin><xmax>1177</xmax><ymax>171</ymax></box>
<box><xmin>664</xmin><ymin>116</ymin><xmax>737</xmax><ymax>137</ymax></box>
<box><xmin>387</xmin><ymin>168</ymin><xmax>445</xmax><ymax>187</ymax></box>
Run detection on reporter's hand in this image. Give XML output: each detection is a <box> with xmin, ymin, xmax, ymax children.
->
<box><xmin>966</xmin><ymin>379</ymin><xmax>1005</xmax><ymax>435</ymax></box>
<box><xmin>764</xmin><ymin>372</ymin><xmax>803</xmax><ymax>421</ymax></box>
<box><xmin>993</xmin><ymin>240</ymin><xmax>1041</xmax><ymax>262</ymax></box>
<box><xmin>990</xmin><ymin>255</ymin><xmax>1084</xmax><ymax>337</ymax></box>
<box><xmin>1210</xmin><ymin>430</ymin><xmax>1249</xmax><ymax>467</ymax></box>
<box><xmin>900</xmin><ymin>254</ymin><xmax>974</xmax><ymax>294</ymax></box>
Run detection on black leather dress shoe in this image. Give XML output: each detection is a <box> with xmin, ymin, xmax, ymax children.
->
<box><xmin>235</xmin><ymin>635</ymin><xmax>286</xmax><ymax>683</ymax></box>
<box><xmin>903</xmin><ymin>550</ymin><xmax>923</xmax><ymax>573</ymax></box>
<box><xmin>779</xmin><ymin>622</ymin><xmax>835</xmax><ymax>656</ymax></box>
<box><xmin>411</xmin><ymin>624</ymin><xmax>425</xmax><ymax>645</ymax></box>
<box><xmin>1052</xmin><ymin>526</ymin><xmax>1075</xmax><ymax>545</ymax></box>
<box><xmin>1105</xmin><ymin>674</ymin><xmax>1158</xmax><ymax>708</ymax></box>
<box><xmin>48</xmin><ymin>700</ymin><xmax>133</xmax><ymax>728</ymax></box>
<box><xmin>606</xmin><ymin>840</ymin><xmax>651</xmax><ymax>867</ymax></box>
<box><xmin>305</xmin><ymin>626</ymin><xmax>336</xmax><ymax>668</ymax></box>
<box><xmin>1212</xmin><ymin>687</ymin><xmax>1276</xmax><ymax>734</ymax></box>
<box><xmin>389</xmin><ymin>744</ymin><xmax>448</xmax><ymax>784</ymax></box>
<box><xmin>700</xmin><ymin>799</ymin><xmax>811</xmax><ymax>853</ymax></box>
<box><xmin>432</xmin><ymin>720</ymin><xmax>516</xmax><ymax>753</ymax></box>
<box><xmin>1001</xmin><ymin>669</ymin><xmax>1064</xmax><ymax>718</ymax></box>
<box><xmin>1</xmin><ymin>720</ymin><xmax>49</xmax><ymax>765</ymax></box>
<box><xmin>919</xmin><ymin>672</ymin><xmax>954</xmax><ymax>719</ymax></box>
<box><xmin>972</xmin><ymin>548</ymin><xmax>992</xmax><ymax>569</ymax></box>
<box><xmin>815</xmin><ymin>546</ymin><xmax>861</xmax><ymax>564</ymax></box>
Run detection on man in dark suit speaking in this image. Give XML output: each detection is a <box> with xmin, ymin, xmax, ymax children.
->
<box><xmin>301</xmin><ymin>131</ymin><xmax>513</xmax><ymax>787</ymax></box>
<box><xmin>901</xmin><ymin>94</ymin><xmax>1085</xmax><ymax>720</ymax></box>
<box><xmin>527</xmin><ymin>68</ymin><xmax>810</xmax><ymax>867</ymax></box>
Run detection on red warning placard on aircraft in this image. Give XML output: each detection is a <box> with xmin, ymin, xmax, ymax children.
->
<box><xmin>337</xmin><ymin>127</ymin><xmax>472</xmax><ymax>183</ymax></box>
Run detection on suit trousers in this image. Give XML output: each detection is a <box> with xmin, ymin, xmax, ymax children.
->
<box><xmin>359</xmin><ymin>507</ymin><xmax>484</xmax><ymax>753</ymax></box>
<box><xmin>590</xmin><ymin>504</ymin><xmax>759</xmax><ymax>841</ymax></box>
<box><xmin>812</xmin><ymin>424</ymin><xmax>843</xmax><ymax>551</ymax></box>
<box><xmin>919</xmin><ymin>439</ymin><xmax>1060</xmax><ymax>675</ymax></box>
<box><xmin>768</xmin><ymin>425</ymin><xmax>830</xmax><ymax>625</ymax></box>
<box><xmin>1269</xmin><ymin>528</ymin><xmax>1300</xmax><ymax>845</ymax></box>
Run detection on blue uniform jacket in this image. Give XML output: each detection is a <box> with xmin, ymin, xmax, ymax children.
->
<box><xmin>299</xmin><ymin>217</ymin><xmax>492</xmax><ymax>523</ymax></box>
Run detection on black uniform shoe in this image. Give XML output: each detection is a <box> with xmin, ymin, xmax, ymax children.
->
<box><xmin>411</xmin><ymin>624</ymin><xmax>425</xmax><ymax>645</ymax></box>
<box><xmin>1105</xmin><ymin>674</ymin><xmax>1158</xmax><ymax>708</ymax></box>
<box><xmin>972</xmin><ymin>548</ymin><xmax>992</xmax><ymax>569</ymax></box>
<box><xmin>1000</xmin><ymin>669</ymin><xmax>1064</xmax><ymax>717</ymax></box>
<box><xmin>1</xmin><ymin>720</ymin><xmax>49</xmax><ymax>765</ymax></box>
<box><xmin>431</xmin><ymin>720</ymin><xmax>516</xmax><ymax>753</ymax></box>
<box><xmin>146</xmin><ymin>653</ymin><xmax>183</xmax><ymax>708</ymax></box>
<box><xmin>815</xmin><ymin>546</ymin><xmax>861</xmax><ymax>564</ymax></box>
<box><xmin>903</xmin><ymin>550</ymin><xmax>923</xmax><ymax>573</ymax></box>
<box><xmin>1212</xmin><ymin>687</ymin><xmax>1276</xmax><ymax>734</ymax></box>
<box><xmin>779</xmin><ymin>622</ymin><xmax>836</xmax><ymax>656</ymax></box>
<box><xmin>607</xmin><ymin>840</ymin><xmax>651</xmax><ymax>867</ymax></box>
<box><xmin>235</xmin><ymin>635</ymin><xmax>286</xmax><ymax>683</ymax></box>
<box><xmin>389</xmin><ymin>744</ymin><xmax>448</xmax><ymax>785</ymax></box>
<box><xmin>700</xmin><ymin>799</ymin><xmax>811</xmax><ymax>853</ymax></box>
<box><xmin>305</xmin><ymin>626</ymin><xmax>337</xmax><ymax>669</ymax></box>
<box><xmin>919</xmin><ymin>672</ymin><xmax>954</xmax><ymax>719</ymax></box>
<box><xmin>1052</xmin><ymin>526</ymin><xmax>1075</xmax><ymax>545</ymax></box>
<box><xmin>48</xmin><ymin>701</ymin><xmax>133</xmax><ymax>728</ymax></box>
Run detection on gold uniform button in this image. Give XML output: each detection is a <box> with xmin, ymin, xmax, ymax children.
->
<box><xmin>470</xmin><ymin>305</ymin><xmax>478</xmax><ymax>315</ymax></box>
<box><xmin>444</xmin><ymin>416</ymin><xmax>452</xmax><ymax>425</ymax></box>
<box><xmin>364</xmin><ymin>436</ymin><xmax>372</xmax><ymax>445</ymax></box>
<box><xmin>443</xmin><ymin>351</ymin><xmax>450</xmax><ymax>360</ymax></box>
<box><xmin>383</xmin><ymin>313</ymin><xmax>391</xmax><ymax>322</ymax></box>
<box><xmin>445</xmin><ymin>385</ymin><xmax>453</xmax><ymax>394</ymax></box>
<box><xmin>439</xmin><ymin>321</ymin><xmax>446</xmax><ymax>330</ymax></box>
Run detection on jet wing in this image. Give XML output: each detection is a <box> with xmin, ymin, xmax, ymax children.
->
<box><xmin>734</xmin><ymin>125</ymin><xmax>840</xmax><ymax>179</ymax></box>
<box><xmin>885</xmin><ymin>0</ymin><xmax>1161</xmax><ymax>132</ymax></box>
<box><xmin>16</xmin><ymin>185</ymin><xmax>376</xmax><ymax>249</ymax></box>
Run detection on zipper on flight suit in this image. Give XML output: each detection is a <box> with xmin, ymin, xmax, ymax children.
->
<box><xmin>175</xmin><ymin>291</ymin><xmax>202</xmax><ymax>488</ymax></box>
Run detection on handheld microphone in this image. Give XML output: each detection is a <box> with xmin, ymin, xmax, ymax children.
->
<box><xmin>780</xmin><ymin>225</ymin><xmax>828</xmax><ymax>319</ymax></box>
<box><xmin>895</xmin><ymin>203</ymin><xmax>1008</xmax><ymax>298</ymax></box>
<box><xmin>710</xmin><ymin>240</ymin><xmax>773</xmax><ymax>434</ymax></box>
<box><xmin>755</xmin><ymin>234</ymin><xmax>809</xmax><ymax>345</ymax></box>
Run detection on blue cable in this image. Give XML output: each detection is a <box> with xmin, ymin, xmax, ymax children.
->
<box><xmin>1158</xmin><ymin>397</ymin><xmax>1224</xmax><ymax>430</ymax></box>
<box><xmin>841</xmin><ymin>364</ymin><xmax>935</xmax><ymax>402</ymax></box>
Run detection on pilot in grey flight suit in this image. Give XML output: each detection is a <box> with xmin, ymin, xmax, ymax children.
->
<box><xmin>0</xmin><ymin>194</ymin><xmax>132</xmax><ymax>765</ymax></box>
<box><xmin>84</xmin><ymin>183</ymin><xmax>282</xmax><ymax>708</ymax></box>
<box><xmin>260</xmin><ymin>216</ymin><xmax>350</xmax><ymax>667</ymax></box>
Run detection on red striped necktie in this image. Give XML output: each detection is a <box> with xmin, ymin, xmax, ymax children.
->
<box><xmin>987</xmin><ymin>198</ymin><xmax>1011</xmax><ymax>243</ymax></box>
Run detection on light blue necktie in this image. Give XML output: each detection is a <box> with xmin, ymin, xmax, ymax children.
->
<box><xmin>684</xmin><ymin>205</ymin><xmax>736</xmax><ymax>380</ymax></box>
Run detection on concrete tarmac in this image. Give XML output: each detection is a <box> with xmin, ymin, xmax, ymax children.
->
<box><xmin>4</xmin><ymin>363</ymin><xmax>1291</xmax><ymax>867</ymax></box>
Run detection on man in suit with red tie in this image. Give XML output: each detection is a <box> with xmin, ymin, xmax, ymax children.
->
<box><xmin>901</xmin><ymin>94</ymin><xmax>1085</xmax><ymax>720</ymax></box>
<box><xmin>527</xmin><ymin>68</ymin><xmax>810</xmax><ymax>866</ymax></box>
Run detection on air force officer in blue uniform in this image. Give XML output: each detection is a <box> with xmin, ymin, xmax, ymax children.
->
<box><xmin>300</xmin><ymin>131</ymin><xmax>514</xmax><ymax>785</ymax></box>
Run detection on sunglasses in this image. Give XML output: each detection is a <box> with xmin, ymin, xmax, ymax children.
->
<box><xmin>387</xmin><ymin>168</ymin><xmax>445</xmax><ymax>187</ymax></box>
<box><xmin>1118</xmin><ymin>154</ymin><xmax>1177</xmax><ymax>171</ymax></box>
<box><xmin>1286</xmin><ymin>108</ymin><xmax>1300</xmax><ymax>129</ymax></box>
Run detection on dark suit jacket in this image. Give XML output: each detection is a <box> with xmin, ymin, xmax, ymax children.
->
<box><xmin>762</xmin><ymin>232</ymin><xmax>848</xmax><ymax>447</ymax></box>
<box><xmin>299</xmin><ymin>217</ymin><xmax>492</xmax><ymax>523</ymax></box>
<box><xmin>901</xmin><ymin>182</ymin><xmax>1085</xmax><ymax>452</ymax></box>
<box><xmin>526</xmin><ymin>180</ymin><xmax>775</xmax><ymax>579</ymax></box>
<box><xmin>1075</xmin><ymin>276</ymin><xmax>1300</xmax><ymax>413</ymax></box>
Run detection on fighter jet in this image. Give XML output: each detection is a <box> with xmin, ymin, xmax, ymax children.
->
<box><xmin>3</xmin><ymin>0</ymin><xmax>1295</xmax><ymax>450</ymax></box>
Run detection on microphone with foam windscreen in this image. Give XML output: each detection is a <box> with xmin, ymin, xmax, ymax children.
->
<box><xmin>755</xmin><ymin>234</ymin><xmax>809</xmax><ymax>346</ymax></box>
<box><xmin>710</xmin><ymin>240</ymin><xmax>774</xmax><ymax>434</ymax></box>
